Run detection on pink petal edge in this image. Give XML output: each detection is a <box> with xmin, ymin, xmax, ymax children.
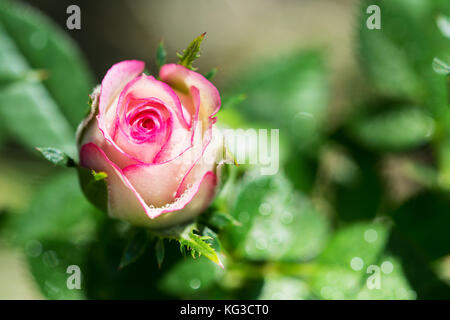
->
<box><xmin>159</xmin><ymin>63</ymin><xmax>221</xmax><ymax>118</ymax></box>
<box><xmin>80</xmin><ymin>142</ymin><xmax>218</xmax><ymax>222</ymax></box>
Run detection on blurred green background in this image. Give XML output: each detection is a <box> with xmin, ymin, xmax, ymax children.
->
<box><xmin>0</xmin><ymin>0</ymin><xmax>449</xmax><ymax>299</ymax></box>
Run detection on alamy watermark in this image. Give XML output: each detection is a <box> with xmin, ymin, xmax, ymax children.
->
<box><xmin>366</xmin><ymin>4</ymin><xmax>381</xmax><ymax>30</ymax></box>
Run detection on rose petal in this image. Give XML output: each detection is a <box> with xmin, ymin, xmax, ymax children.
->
<box><xmin>148</xmin><ymin>171</ymin><xmax>217</xmax><ymax>229</ymax></box>
<box><xmin>80</xmin><ymin>142</ymin><xmax>218</xmax><ymax>228</ymax></box>
<box><xmin>99</xmin><ymin>60</ymin><xmax>145</xmax><ymax>133</ymax></box>
<box><xmin>159</xmin><ymin>64</ymin><xmax>221</xmax><ymax>122</ymax></box>
<box><xmin>123</xmin><ymin>118</ymin><xmax>205</xmax><ymax>207</ymax></box>
<box><xmin>80</xmin><ymin>142</ymin><xmax>151</xmax><ymax>226</ymax></box>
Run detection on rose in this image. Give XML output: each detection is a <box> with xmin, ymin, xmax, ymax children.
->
<box><xmin>76</xmin><ymin>60</ymin><xmax>224</xmax><ymax>228</ymax></box>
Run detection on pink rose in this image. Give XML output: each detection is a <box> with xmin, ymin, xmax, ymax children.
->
<box><xmin>76</xmin><ymin>60</ymin><xmax>224</xmax><ymax>228</ymax></box>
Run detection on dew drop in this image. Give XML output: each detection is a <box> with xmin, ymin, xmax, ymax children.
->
<box><xmin>25</xmin><ymin>240</ymin><xmax>42</xmax><ymax>257</ymax></box>
<box><xmin>364</xmin><ymin>229</ymin><xmax>378</xmax><ymax>243</ymax></box>
<box><xmin>350</xmin><ymin>257</ymin><xmax>364</xmax><ymax>271</ymax></box>
<box><xmin>381</xmin><ymin>261</ymin><xmax>394</xmax><ymax>274</ymax></box>
<box><xmin>259</xmin><ymin>203</ymin><xmax>272</xmax><ymax>216</ymax></box>
<box><xmin>280</xmin><ymin>211</ymin><xmax>293</xmax><ymax>224</ymax></box>
<box><xmin>42</xmin><ymin>250</ymin><xmax>59</xmax><ymax>268</ymax></box>
<box><xmin>189</xmin><ymin>278</ymin><xmax>201</xmax><ymax>290</ymax></box>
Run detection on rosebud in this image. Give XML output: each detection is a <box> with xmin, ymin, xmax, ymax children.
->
<box><xmin>77</xmin><ymin>61</ymin><xmax>224</xmax><ymax>228</ymax></box>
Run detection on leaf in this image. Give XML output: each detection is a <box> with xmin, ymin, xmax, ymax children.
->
<box><xmin>0</xmin><ymin>0</ymin><xmax>94</xmax><ymax>128</ymax></box>
<box><xmin>9</xmin><ymin>170</ymin><xmax>100</xmax><ymax>245</ymax></box>
<box><xmin>358</xmin><ymin>0</ymin><xmax>449</xmax><ymax>111</ymax></box>
<box><xmin>36</xmin><ymin>147</ymin><xmax>75</xmax><ymax>167</ymax></box>
<box><xmin>176</xmin><ymin>32</ymin><xmax>205</xmax><ymax>70</ymax></box>
<box><xmin>27</xmin><ymin>240</ymin><xmax>87</xmax><ymax>299</ymax></box>
<box><xmin>180</xmin><ymin>228</ymin><xmax>222</xmax><ymax>267</ymax></box>
<box><xmin>351</xmin><ymin>107</ymin><xmax>435</xmax><ymax>151</ymax></box>
<box><xmin>311</xmin><ymin>222</ymin><xmax>389</xmax><ymax>299</ymax></box>
<box><xmin>159</xmin><ymin>255</ymin><xmax>224</xmax><ymax>298</ymax></box>
<box><xmin>356</xmin><ymin>255</ymin><xmax>416</xmax><ymax>300</ymax></box>
<box><xmin>7</xmin><ymin>170</ymin><xmax>101</xmax><ymax>300</ymax></box>
<box><xmin>258</xmin><ymin>276</ymin><xmax>313</xmax><ymax>300</ymax></box>
<box><xmin>77</xmin><ymin>167</ymin><xmax>108</xmax><ymax>213</ymax></box>
<box><xmin>225</xmin><ymin>173</ymin><xmax>329</xmax><ymax>262</ymax></box>
<box><xmin>0</xmin><ymin>76</ymin><xmax>76</xmax><ymax>157</ymax></box>
<box><xmin>119</xmin><ymin>229</ymin><xmax>149</xmax><ymax>269</ymax></box>
<box><xmin>156</xmin><ymin>40</ymin><xmax>167</xmax><ymax>69</ymax></box>
<box><xmin>224</xmin><ymin>50</ymin><xmax>328</xmax><ymax>150</ymax></box>
<box><xmin>151</xmin><ymin>222</ymin><xmax>223</xmax><ymax>267</ymax></box>
<box><xmin>0</xmin><ymin>17</ymin><xmax>76</xmax><ymax>156</ymax></box>
<box><xmin>155</xmin><ymin>237</ymin><xmax>165</xmax><ymax>268</ymax></box>
<box><xmin>387</xmin><ymin>227</ymin><xmax>450</xmax><ymax>299</ymax></box>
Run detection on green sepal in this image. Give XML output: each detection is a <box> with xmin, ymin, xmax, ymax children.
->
<box><xmin>36</xmin><ymin>147</ymin><xmax>76</xmax><ymax>167</ymax></box>
<box><xmin>155</xmin><ymin>237</ymin><xmax>165</xmax><ymax>269</ymax></box>
<box><xmin>156</xmin><ymin>40</ymin><xmax>167</xmax><ymax>69</ymax></box>
<box><xmin>204</xmin><ymin>68</ymin><xmax>218</xmax><ymax>80</ymax></box>
<box><xmin>200</xmin><ymin>210</ymin><xmax>242</xmax><ymax>230</ymax></box>
<box><xmin>221</xmin><ymin>93</ymin><xmax>247</xmax><ymax>110</ymax></box>
<box><xmin>119</xmin><ymin>228</ymin><xmax>149</xmax><ymax>269</ymax></box>
<box><xmin>77</xmin><ymin>167</ymin><xmax>108</xmax><ymax>213</ymax></box>
<box><xmin>176</xmin><ymin>33</ymin><xmax>206</xmax><ymax>71</ymax></box>
<box><xmin>152</xmin><ymin>222</ymin><xmax>223</xmax><ymax>268</ymax></box>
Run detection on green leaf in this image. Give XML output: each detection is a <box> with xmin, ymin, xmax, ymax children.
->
<box><xmin>258</xmin><ymin>276</ymin><xmax>313</xmax><ymax>300</ymax></box>
<box><xmin>27</xmin><ymin>240</ymin><xmax>87</xmax><ymax>299</ymax></box>
<box><xmin>155</xmin><ymin>237</ymin><xmax>165</xmax><ymax>268</ymax></box>
<box><xmin>356</xmin><ymin>255</ymin><xmax>416</xmax><ymax>300</ymax></box>
<box><xmin>311</xmin><ymin>222</ymin><xmax>389</xmax><ymax>299</ymax></box>
<box><xmin>119</xmin><ymin>229</ymin><xmax>149</xmax><ymax>269</ymax></box>
<box><xmin>225</xmin><ymin>174</ymin><xmax>329</xmax><ymax>262</ymax></box>
<box><xmin>224</xmin><ymin>50</ymin><xmax>328</xmax><ymax>150</ymax></box>
<box><xmin>0</xmin><ymin>0</ymin><xmax>94</xmax><ymax>128</ymax></box>
<box><xmin>36</xmin><ymin>147</ymin><xmax>75</xmax><ymax>167</ymax></box>
<box><xmin>156</xmin><ymin>40</ymin><xmax>167</xmax><ymax>69</ymax></box>
<box><xmin>176</xmin><ymin>32</ymin><xmax>205</xmax><ymax>70</ymax></box>
<box><xmin>151</xmin><ymin>222</ymin><xmax>223</xmax><ymax>267</ymax></box>
<box><xmin>351</xmin><ymin>107</ymin><xmax>435</xmax><ymax>151</ymax></box>
<box><xmin>77</xmin><ymin>167</ymin><xmax>108</xmax><ymax>213</ymax></box>
<box><xmin>159</xmin><ymin>255</ymin><xmax>224</xmax><ymax>298</ymax></box>
<box><xmin>9</xmin><ymin>171</ymin><xmax>100</xmax><ymax>245</ymax></box>
<box><xmin>7</xmin><ymin>170</ymin><xmax>101</xmax><ymax>300</ymax></box>
<box><xmin>0</xmin><ymin>77</ymin><xmax>76</xmax><ymax>157</ymax></box>
<box><xmin>358</xmin><ymin>0</ymin><xmax>449</xmax><ymax>111</ymax></box>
